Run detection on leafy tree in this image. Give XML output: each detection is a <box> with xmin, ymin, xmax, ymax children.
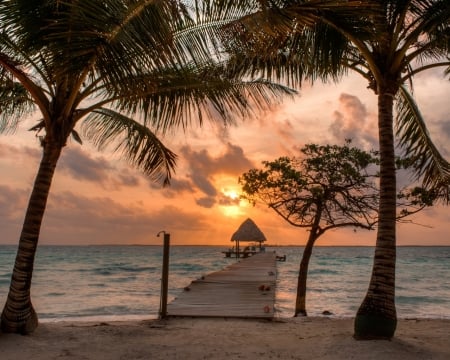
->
<box><xmin>240</xmin><ymin>142</ymin><xmax>436</xmax><ymax>317</ymax></box>
<box><xmin>0</xmin><ymin>0</ymin><xmax>293</xmax><ymax>334</ymax></box>
<box><xmin>201</xmin><ymin>0</ymin><xmax>450</xmax><ymax>339</ymax></box>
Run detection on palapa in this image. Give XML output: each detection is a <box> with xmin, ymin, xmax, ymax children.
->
<box><xmin>223</xmin><ymin>218</ymin><xmax>267</xmax><ymax>258</ymax></box>
<box><xmin>231</xmin><ymin>218</ymin><xmax>266</xmax><ymax>243</ymax></box>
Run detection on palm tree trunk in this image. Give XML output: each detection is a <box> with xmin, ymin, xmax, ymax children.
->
<box><xmin>354</xmin><ymin>88</ymin><xmax>397</xmax><ymax>339</ymax></box>
<box><xmin>1</xmin><ymin>141</ymin><xmax>62</xmax><ymax>334</ymax></box>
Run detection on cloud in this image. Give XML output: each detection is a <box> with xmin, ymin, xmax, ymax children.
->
<box><xmin>59</xmin><ymin>147</ymin><xmax>113</xmax><ymax>182</ymax></box>
<box><xmin>179</xmin><ymin>143</ymin><xmax>254</xmax><ymax>208</ymax></box>
<box><xmin>154</xmin><ymin>177</ymin><xmax>195</xmax><ymax>198</ymax></box>
<box><xmin>38</xmin><ymin>191</ymin><xmax>209</xmax><ymax>245</ymax></box>
<box><xmin>116</xmin><ymin>170</ymin><xmax>141</xmax><ymax>187</ymax></box>
<box><xmin>216</xmin><ymin>143</ymin><xmax>254</xmax><ymax>174</ymax></box>
<box><xmin>329</xmin><ymin>93</ymin><xmax>377</xmax><ymax>150</ymax></box>
<box><xmin>275</xmin><ymin>119</ymin><xmax>296</xmax><ymax>148</ymax></box>
<box><xmin>196</xmin><ymin>196</ymin><xmax>216</xmax><ymax>208</ymax></box>
<box><xmin>0</xmin><ymin>185</ymin><xmax>28</xmax><ymax>220</ymax></box>
<box><xmin>440</xmin><ymin>121</ymin><xmax>450</xmax><ymax>141</ymax></box>
<box><xmin>58</xmin><ymin>146</ymin><xmax>141</xmax><ymax>189</ymax></box>
<box><xmin>182</xmin><ymin>142</ymin><xmax>254</xmax><ymax>177</ymax></box>
<box><xmin>192</xmin><ymin>175</ymin><xmax>217</xmax><ymax>197</ymax></box>
<box><xmin>218</xmin><ymin>193</ymin><xmax>240</xmax><ymax>206</ymax></box>
<box><xmin>0</xmin><ymin>185</ymin><xmax>34</xmax><ymax>244</ymax></box>
<box><xmin>0</xmin><ymin>142</ymin><xmax>41</xmax><ymax>161</ymax></box>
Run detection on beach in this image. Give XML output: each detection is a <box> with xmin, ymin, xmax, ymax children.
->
<box><xmin>1</xmin><ymin>317</ymin><xmax>449</xmax><ymax>359</ymax></box>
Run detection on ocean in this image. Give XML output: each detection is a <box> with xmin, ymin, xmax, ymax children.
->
<box><xmin>0</xmin><ymin>245</ymin><xmax>449</xmax><ymax>322</ymax></box>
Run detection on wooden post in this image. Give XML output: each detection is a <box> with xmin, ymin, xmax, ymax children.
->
<box><xmin>158</xmin><ymin>231</ymin><xmax>170</xmax><ymax>319</ymax></box>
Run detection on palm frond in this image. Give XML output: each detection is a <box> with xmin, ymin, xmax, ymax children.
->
<box><xmin>81</xmin><ymin>108</ymin><xmax>177</xmax><ymax>185</ymax></box>
<box><xmin>395</xmin><ymin>85</ymin><xmax>450</xmax><ymax>203</ymax></box>
<box><xmin>0</xmin><ymin>77</ymin><xmax>35</xmax><ymax>133</ymax></box>
<box><xmin>104</xmin><ymin>62</ymin><xmax>296</xmax><ymax>133</ymax></box>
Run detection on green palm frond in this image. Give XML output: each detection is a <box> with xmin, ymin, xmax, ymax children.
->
<box><xmin>105</xmin><ymin>62</ymin><xmax>296</xmax><ymax>134</ymax></box>
<box><xmin>195</xmin><ymin>1</ymin><xmax>379</xmax><ymax>87</ymax></box>
<box><xmin>395</xmin><ymin>85</ymin><xmax>450</xmax><ymax>203</ymax></box>
<box><xmin>0</xmin><ymin>77</ymin><xmax>35</xmax><ymax>133</ymax></box>
<box><xmin>81</xmin><ymin>108</ymin><xmax>177</xmax><ymax>186</ymax></box>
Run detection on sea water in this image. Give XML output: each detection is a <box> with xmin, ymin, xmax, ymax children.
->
<box><xmin>0</xmin><ymin>245</ymin><xmax>449</xmax><ymax>322</ymax></box>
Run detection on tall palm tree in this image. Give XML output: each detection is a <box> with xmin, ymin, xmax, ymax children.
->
<box><xmin>0</xmin><ymin>0</ymin><xmax>293</xmax><ymax>334</ymax></box>
<box><xmin>200</xmin><ymin>0</ymin><xmax>450</xmax><ymax>339</ymax></box>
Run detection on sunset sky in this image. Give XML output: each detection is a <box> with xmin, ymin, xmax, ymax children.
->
<box><xmin>1</xmin><ymin>70</ymin><xmax>449</xmax><ymax>247</ymax></box>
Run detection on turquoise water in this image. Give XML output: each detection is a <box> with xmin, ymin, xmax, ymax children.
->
<box><xmin>0</xmin><ymin>245</ymin><xmax>449</xmax><ymax>322</ymax></box>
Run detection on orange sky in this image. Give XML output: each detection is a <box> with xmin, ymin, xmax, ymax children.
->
<box><xmin>1</xmin><ymin>72</ymin><xmax>449</xmax><ymax>246</ymax></box>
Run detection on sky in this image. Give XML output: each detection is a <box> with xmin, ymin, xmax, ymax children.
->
<box><xmin>1</xmin><ymin>71</ymin><xmax>449</xmax><ymax>247</ymax></box>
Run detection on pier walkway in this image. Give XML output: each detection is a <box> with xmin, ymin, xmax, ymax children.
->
<box><xmin>167</xmin><ymin>252</ymin><xmax>278</xmax><ymax>319</ymax></box>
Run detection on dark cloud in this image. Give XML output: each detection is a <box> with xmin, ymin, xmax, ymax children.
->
<box><xmin>0</xmin><ymin>185</ymin><xmax>32</xmax><ymax>244</ymax></box>
<box><xmin>0</xmin><ymin>142</ymin><xmax>41</xmax><ymax>161</ymax></box>
<box><xmin>36</xmin><ymin>191</ymin><xmax>208</xmax><ymax>245</ymax></box>
<box><xmin>440</xmin><ymin>121</ymin><xmax>450</xmax><ymax>141</ymax></box>
<box><xmin>218</xmin><ymin>193</ymin><xmax>240</xmax><ymax>206</ymax></box>
<box><xmin>196</xmin><ymin>196</ymin><xmax>216</xmax><ymax>208</ymax></box>
<box><xmin>115</xmin><ymin>169</ymin><xmax>141</xmax><ymax>187</ymax></box>
<box><xmin>339</xmin><ymin>93</ymin><xmax>368</xmax><ymax>120</ymax></box>
<box><xmin>329</xmin><ymin>93</ymin><xmax>377</xmax><ymax>150</ymax></box>
<box><xmin>155</xmin><ymin>177</ymin><xmax>195</xmax><ymax>199</ymax></box>
<box><xmin>179</xmin><ymin>143</ymin><xmax>254</xmax><ymax>208</ymax></box>
<box><xmin>59</xmin><ymin>147</ymin><xmax>114</xmax><ymax>182</ymax></box>
<box><xmin>191</xmin><ymin>175</ymin><xmax>217</xmax><ymax>197</ymax></box>
<box><xmin>58</xmin><ymin>146</ymin><xmax>141</xmax><ymax>189</ymax></box>
<box><xmin>0</xmin><ymin>185</ymin><xmax>28</xmax><ymax>220</ymax></box>
<box><xmin>0</xmin><ymin>181</ymin><xmax>211</xmax><ymax>245</ymax></box>
<box><xmin>181</xmin><ymin>142</ymin><xmax>254</xmax><ymax>176</ymax></box>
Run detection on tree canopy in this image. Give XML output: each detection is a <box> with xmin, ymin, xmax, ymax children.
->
<box><xmin>240</xmin><ymin>141</ymin><xmax>436</xmax><ymax>316</ymax></box>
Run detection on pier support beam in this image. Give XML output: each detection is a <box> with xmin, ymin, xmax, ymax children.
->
<box><xmin>158</xmin><ymin>231</ymin><xmax>170</xmax><ymax>319</ymax></box>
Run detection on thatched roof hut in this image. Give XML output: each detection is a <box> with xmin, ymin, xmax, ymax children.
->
<box><xmin>231</xmin><ymin>218</ymin><xmax>267</xmax><ymax>244</ymax></box>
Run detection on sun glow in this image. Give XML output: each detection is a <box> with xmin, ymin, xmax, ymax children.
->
<box><xmin>219</xmin><ymin>187</ymin><xmax>245</xmax><ymax>217</ymax></box>
<box><xmin>224</xmin><ymin>190</ymin><xmax>239</xmax><ymax>200</ymax></box>
<box><xmin>221</xmin><ymin>205</ymin><xmax>242</xmax><ymax>217</ymax></box>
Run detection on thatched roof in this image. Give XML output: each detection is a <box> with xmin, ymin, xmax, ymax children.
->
<box><xmin>231</xmin><ymin>218</ymin><xmax>267</xmax><ymax>243</ymax></box>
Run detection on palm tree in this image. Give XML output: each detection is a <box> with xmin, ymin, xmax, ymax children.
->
<box><xmin>0</xmin><ymin>0</ymin><xmax>293</xmax><ymax>334</ymax></box>
<box><xmin>200</xmin><ymin>0</ymin><xmax>450</xmax><ymax>339</ymax></box>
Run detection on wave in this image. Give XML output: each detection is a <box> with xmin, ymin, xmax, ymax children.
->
<box><xmin>78</xmin><ymin>265</ymin><xmax>158</xmax><ymax>275</ymax></box>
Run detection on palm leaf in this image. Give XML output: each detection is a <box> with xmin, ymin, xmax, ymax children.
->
<box><xmin>81</xmin><ymin>108</ymin><xmax>177</xmax><ymax>185</ymax></box>
<box><xmin>196</xmin><ymin>1</ymin><xmax>379</xmax><ymax>87</ymax></box>
<box><xmin>0</xmin><ymin>77</ymin><xmax>35</xmax><ymax>133</ymax></box>
<box><xmin>102</xmin><ymin>62</ymin><xmax>296</xmax><ymax>134</ymax></box>
<box><xmin>395</xmin><ymin>85</ymin><xmax>450</xmax><ymax>203</ymax></box>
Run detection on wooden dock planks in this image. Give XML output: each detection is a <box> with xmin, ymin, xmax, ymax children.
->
<box><xmin>167</xmin><ymin>252</ymin><xmax>278</xmax><ymax>319</ymax></box>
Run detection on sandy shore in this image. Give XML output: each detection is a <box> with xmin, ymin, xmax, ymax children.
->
<box><xmin>1</xmin><ymin>317</ymin><xmax>449</xmax><ymax>359</ymax></box>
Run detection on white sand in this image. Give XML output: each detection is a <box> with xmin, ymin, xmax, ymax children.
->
<box><xmin>1</xmin><ymin>317</ymin><xmax>449</xmax><ymax>359</ymax></box>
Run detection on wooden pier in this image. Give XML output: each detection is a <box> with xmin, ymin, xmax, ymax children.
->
<box><xmin>167</xmin><ymin>252</ymin><xmax>278</xmax><ymax>319</ymax></box>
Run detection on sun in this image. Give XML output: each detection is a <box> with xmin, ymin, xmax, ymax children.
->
<box><xmin>219</xmin><ymin>187</ymin><xmax>245</xmax><ymax>217</ymax></box>
<box><xmin>224</xmin><ymin>190</ymin><xmax>239</xmax><ymax>200</ymax></box>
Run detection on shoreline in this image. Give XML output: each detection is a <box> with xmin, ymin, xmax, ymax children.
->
<box><xmin>1</xmin><ymin>317</ymin><xmax>449</xmax><ymax>359</ymax></box>
<box><xmin>36</xmin><ymin>313</ymin><xmax>450</xmax><ymax>323</ymax></box>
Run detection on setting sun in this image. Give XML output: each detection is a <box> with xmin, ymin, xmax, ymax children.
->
<box><xmin>219</xmin><ymin>187</ymin><xmax>244</xmax><ymax>217</ymax></box>
<box><xmin>224</xmin><ymin>189</ymin><xmax>239</xmax><ymax>200</ymax></box>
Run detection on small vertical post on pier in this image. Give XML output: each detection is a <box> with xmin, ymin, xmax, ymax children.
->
<box><xmin>158</xmin><ymin>231</ymin><xmax>170</xmax><ymax>319</ymax></box>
